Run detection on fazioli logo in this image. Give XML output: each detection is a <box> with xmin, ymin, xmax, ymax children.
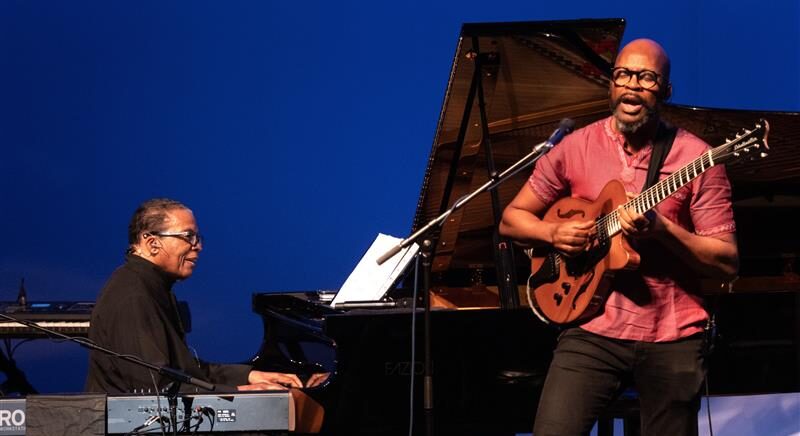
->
<box><xmin>385</xmin><ymin>361</ymin><xmax>426</xmax><ymax>376</ymax></box>
<box><xmin>0</xmin><ymin>409</ymin><xmax>25</xmax><ymax>431</ymax></box>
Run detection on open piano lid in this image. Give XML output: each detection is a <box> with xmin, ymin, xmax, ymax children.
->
<box><xmin>413</xmin><ymin>18</ymin><xmax>800</xmax><ymax>295</ymax></box>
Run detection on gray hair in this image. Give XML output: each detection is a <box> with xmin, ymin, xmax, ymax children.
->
<box><xmin>127</xmin><ymin>198</ymin><xmax>188</xmax><ymax>253</ymax></box>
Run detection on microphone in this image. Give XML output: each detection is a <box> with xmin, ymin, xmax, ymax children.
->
<box><xmin>531</xmin><ymin>118</ymin><xmax>575</xmax><ymax>155</ymax></box>
<box><xmin>546</xmin><ymin>118</ymin><xmax>576</xmax><ymax>146</ymax></box>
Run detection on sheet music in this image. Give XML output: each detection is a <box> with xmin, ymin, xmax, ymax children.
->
<box><xmin>331</xmin><ymin>233</ymin><xmax>419</xmax><ymax>306</ymax></box>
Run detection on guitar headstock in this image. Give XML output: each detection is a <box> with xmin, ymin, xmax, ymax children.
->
<box><xmin>721</xmin><ymin>118</ymin><xmax>770</xmax><ymax>163</ymax></box>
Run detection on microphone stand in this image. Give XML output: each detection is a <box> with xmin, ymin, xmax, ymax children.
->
<box><xmin>0</xmin><ymin>312</ymin><xmax>215</xmax><ymax>436</ymax></box>
<box><xmin>377</xmin><ymin>123</ymin><xmax>571</xmax><ymax>265</ymax></box>
<box><xmin>0</xmin><ymin>279</ymin><xmax>37</xmax><ymax>395</ymax></box>
<box><xmin>376</xmin><ymin>120</ymin><xmax>573</xmax><ymax>435</ymax></box>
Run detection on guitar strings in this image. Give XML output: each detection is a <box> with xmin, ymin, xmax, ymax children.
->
<box><xmin>594</xmin><ymin>131</ymin><xmax>758</xmax><ymax>236</ymax></box>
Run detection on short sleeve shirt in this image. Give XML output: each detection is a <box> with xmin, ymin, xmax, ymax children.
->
<box><xmin>528</xmin><ymin>117</ymin><xmax>736</xmax><ymax>342</ymax></box>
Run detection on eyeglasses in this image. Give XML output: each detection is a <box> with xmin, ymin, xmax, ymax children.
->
<box><xmin>148</xmin><ymin>230</ymin><xmax>203</xmax><ymax>247</ymax></box>
<box><xmin>611</xmin><ymin>67</ymin><xmax>663</xmax><ymax>90</ymax></box>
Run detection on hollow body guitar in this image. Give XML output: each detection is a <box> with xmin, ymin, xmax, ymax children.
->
<box><xmin>527</xmin><ymin>120</ymin><xmax>770</xmax><ymax>325</ymax></box>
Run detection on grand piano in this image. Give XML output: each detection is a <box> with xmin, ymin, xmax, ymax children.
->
<box><xmin>249</xmin><ymin>19</ymin><xmax>799</xmax><ymax>435</ymax></box>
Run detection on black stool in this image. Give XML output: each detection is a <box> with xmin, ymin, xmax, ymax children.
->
<box><xmin>597</xmin><ymin>391</ymin><xmax>641</xmax><ymax>436</ymax></box>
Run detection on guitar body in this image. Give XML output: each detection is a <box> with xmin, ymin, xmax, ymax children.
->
<box><xmin>528</xmin><ymin>180</ymin><xmax>639</xmax><ymax>324</ymax></box>
<box><xmin>525</xmin><ymin>119</ymin><xmax>769</xmax><ymax>325</ymax></box>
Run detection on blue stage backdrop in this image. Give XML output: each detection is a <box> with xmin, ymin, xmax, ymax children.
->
<box><xmin>0</xmin><ymin>1</ymin><xmax>798</xmax><ymax>394</ymax></box>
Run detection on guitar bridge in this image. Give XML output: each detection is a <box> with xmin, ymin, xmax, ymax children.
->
<box><xmin>529</xmin><ymin>251</ymin><xmax>560</xmax><ymax>287</ymax></box>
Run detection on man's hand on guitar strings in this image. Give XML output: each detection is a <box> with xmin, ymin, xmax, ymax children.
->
<box><xmin>550</xmin><ymin>220</ymin><xmax>597</xmax><ymax>257</ymax></box>
<box><xmin>618</xmin><ymin>193</ymin><xmax>665</xmax><ymax>238</ymax></box>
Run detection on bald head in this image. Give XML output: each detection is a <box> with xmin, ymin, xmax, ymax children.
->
<box><xmin>615</xmin><ymin>38</ymin><xmax>671</xmax><ymax>84</ymax></box>
<box><xmin>609</xmin><ymin>38</ymin><xmax>672</xmax><ymax>134</ymax></box>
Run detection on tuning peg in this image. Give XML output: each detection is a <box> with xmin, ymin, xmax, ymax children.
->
<box><xmin>760</xmin><ymin>152</ymin><xmax>768</xmax><ymax>158</ymax></box>
<box><xmin>733</xmin><ymin>152</ymin><xmax>740</xmax><ymax>157</ymax></box>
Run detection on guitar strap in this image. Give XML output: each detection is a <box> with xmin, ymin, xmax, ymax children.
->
<box><xmin>643</xmin><ymin>122</ymin><xmax>719</xmax><ymax>349</ymax></box>
<box><xmin>643</xmin><ymin>121</ymin><xmax>678</xmax><ymax>191</ymax></box>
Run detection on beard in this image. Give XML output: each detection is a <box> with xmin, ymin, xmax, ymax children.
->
<box><xmin>610</xmin><ymin>93</ymin><xmax>659</xmax><ymax>134</ymax></box>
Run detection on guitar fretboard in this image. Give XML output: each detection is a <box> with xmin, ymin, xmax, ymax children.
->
<box><xmin>598</xmin><ymin>123</ymin><xmax>766</xmax><ymax>237</ymax></box>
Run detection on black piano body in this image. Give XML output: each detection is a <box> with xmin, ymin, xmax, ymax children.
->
<box><xmin>249</xmin><ymin>19</ymin><xmax>799</xmax><ymax>435</ymax></box>
<box><xmin>251</xmin><ymin>293</ymin><xmax>557</xmax><ymax>435</ymax></box>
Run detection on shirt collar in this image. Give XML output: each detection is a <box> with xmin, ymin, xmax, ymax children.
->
<box><xmin>124</xmin><ymin>253</ymin><xmax>177</xmax><ymax>290</ymax></box>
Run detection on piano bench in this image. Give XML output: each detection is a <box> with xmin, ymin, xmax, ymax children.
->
<box><xmin>597</xmin><ymin>393</ymin><xmax>641</xmax><ymax>436</ymax></box>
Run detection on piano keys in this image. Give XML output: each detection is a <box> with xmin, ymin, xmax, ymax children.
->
<box><xmin>0</xmin><ymin>300</ymin><xmax>194</xmax><ymax>339</ymax></box>
<box><xmin>0</xmin><ymin>302</ymin><xmax>93</xmax><ymax>337</ymax></box>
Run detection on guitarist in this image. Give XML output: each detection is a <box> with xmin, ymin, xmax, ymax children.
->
<box><xmin>500</xmin><ymin>39</ymin><xmax>739</xmax><ymax>436</ymax></box>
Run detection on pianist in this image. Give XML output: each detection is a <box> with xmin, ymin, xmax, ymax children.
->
<box><xmin>85</xmin><ymin>198</ymin><xmax>308</xmax><ymax>393</ymax></box>
<box><xmin>500</xmin><ymin>39</ymin><xmax>738</xmax><ymax>435</ymax></box>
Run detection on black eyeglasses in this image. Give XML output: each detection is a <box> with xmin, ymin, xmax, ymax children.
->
<box><xmin>148</xmin><ymin>230</ymin><xmax>203</xmax><ymax>247</ymax></box>
<box><xmin>611</xmin><ymin>67</ymin><xmax>663</xmax><ymax>90</ymax></box>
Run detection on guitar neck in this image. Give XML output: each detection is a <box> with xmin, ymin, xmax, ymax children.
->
<box><xmin>600</xmin><ymin>124</ymin><xmax>767</xmax><ymax>237</ymax></box>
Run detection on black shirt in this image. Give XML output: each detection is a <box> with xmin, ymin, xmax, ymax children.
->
<box><xmin>84</xmin><ymin>254</ymin><xmax>250</xmax><ymax>393</ymax></box>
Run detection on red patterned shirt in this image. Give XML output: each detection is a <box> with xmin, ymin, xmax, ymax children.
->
<box><xmin>528</xmin><ymin>117</ymin><xmax>736</xmax><ymax>342</ymax></box>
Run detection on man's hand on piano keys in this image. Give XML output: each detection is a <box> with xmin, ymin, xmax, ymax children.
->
<box><xmin>304</xmin><ymin>372</ymin><xmax>330</xmax><ymax>388</ymax></box>
<box><xmin>239</xmin><ymin>370</ymin><xmax>331</xmax><ymax>390</ymax></box>
<box><xmin>238</xmin><ymin>382</ymin><xmax>291</xmax><ymax>391</ymax></box>
<box><xmin>242</xmin><ymin>370</ymin><xmax>303</xmax><ymax>390</ymax></box>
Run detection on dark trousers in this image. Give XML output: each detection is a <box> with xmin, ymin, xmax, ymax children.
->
<box><xmin>533</xmin><ymin>327</ymin><xmax>706</xmax><ymax>436</ymax></box>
